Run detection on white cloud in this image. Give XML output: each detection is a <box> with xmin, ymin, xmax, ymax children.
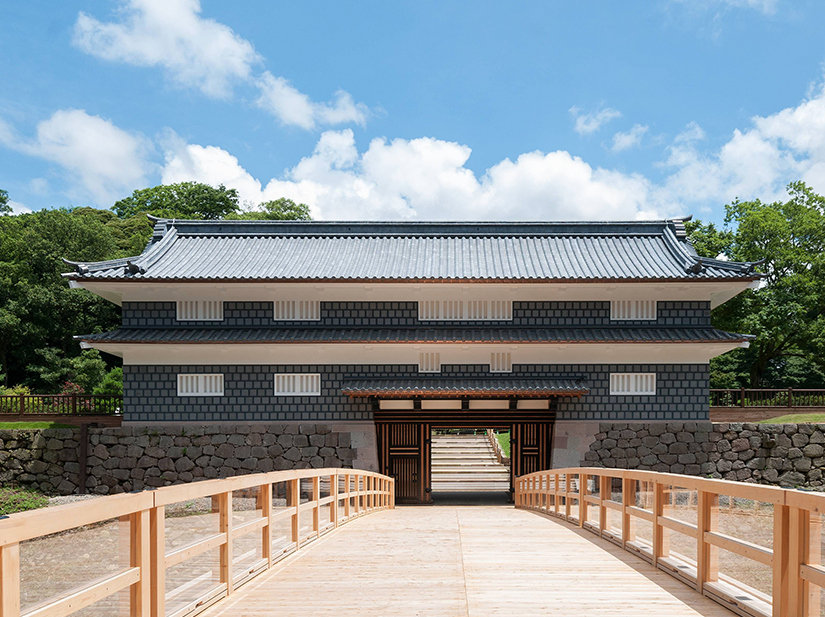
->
<box><xmin>255</xmin><ymin>72</ymin><xmax>369</xmax><ymax>130</ymax></box>
<box><xmin>0</xmin><ymin>109</ymin><xmax>153</xmax><ymax>205</ymax></box>
<box><xmin>161</xmin><ymin>129</ymin><xmax>673</xmax><ymax>221</ymax></box>
<box><xmin>29</xmin><ymin>178</ymin><xmax>49</xmax><ymax>195</ymax></box>
<box><xmin>612</xmin><ymin>124</ymin><xmax>649</xmax><ymax>152</ymax></box>
<box><xmin>569</xmin><ymin>105</ymin><xmax>622</xmax><ymax>135</ymax></box>
<box><xmin>73</xmin><ymin>0</ymin><xmax>259</xmax><ymax>99</ymax></box>
<box><xmin>661</xmin><ymin>80</ymin><xmax>825</xmax><ymax>205</ymax></box>
<box><xmin>8</xmin><ymin>201</ymin><xmax>32</xmax><ymax>215</ymax></box>
<box><xmin>73</xmin><ymin>1</ymin><xmax>370</xmax><ymax>130</ymax></box>
<box><xmin>159</xmin><ymin>75</ymin><xmax>825</xmax><ymax>222</ymax></box>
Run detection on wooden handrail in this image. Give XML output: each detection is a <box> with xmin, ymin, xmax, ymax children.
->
<box><xmin>516</xmin><ymin>467</ymin><xmax>824</xmax><ymax>617</ymax></box>
<box><xmin>0</xmin><ymin>468</ymin><xmax>394</xmax><ymax>617</ymax></box>
<box><xmin>0</xmin><ymin>394</ymin><xmax>123</xmax><ymax>416</ymax></box>
<box><xmin>710</xmin><ymin>388</ymin><xmax>825</xmax><ymax>409</ymax></box>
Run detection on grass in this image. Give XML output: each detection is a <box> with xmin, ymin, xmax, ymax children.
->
<box><xmin>496</xmin><ymin>431</ymin><xmax>510</xmax><ymax>457</ymax></box>
<box><xmin>757</xmin><ymin>413</ymin><xmax>825</xmax><ymax>424</ymax></box>
<box><xmin>0</xmin><ymin>487</ymin><xmax>48</xmax><ymax>515</ymax></box>
<box><xmin>0</xmin><ymin>422</ymin><xmax>73</xmax><ymax>429</ymax></box>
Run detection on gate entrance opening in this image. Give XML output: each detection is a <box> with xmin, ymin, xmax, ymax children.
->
<box><xmin>342</xmin><ymin>378</ymin><xmax>588</xmax><ymax>505</ymax></box>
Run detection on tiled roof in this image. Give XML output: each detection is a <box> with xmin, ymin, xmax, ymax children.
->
<box><xmin>76</xmin><ymin>327</ymin><xmax>753</xmax><ymax>344</ymax></box>
<box><xmin>63</xmin><ymin>219</ymin><xmax>762</xmax><ymax>283</ymax></box>
<box><xmin>340</xmin><ymin>378</ymin><xmax>589</xmax><ymax>398</ymax></box>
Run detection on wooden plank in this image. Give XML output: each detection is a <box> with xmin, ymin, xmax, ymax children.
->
<box><xmin>627</xmin><ymin>506</ymin><xmax>654</xmax><ymax>523</ymax></box>
<box><xmin>259</xmin><ymin>482</ymin><xmax>272</xmax><ymax>567</ymax></box>
<box><xmin>659</xmin><ymin>515</ymin><xmax>698</xmax><ymax>539</ymax></box>
<box><xmin>150</xmin><ymin>506</ymin><xmax>164</xmax><ymax>617</ymax></box>
<box><xmin>0</xmin><ymin>492</ymin><xmax>153</xmax><ymax>545</ymax></box>
<box><xmin>200</xmin><ymin>504</ymin><xmax>734</xmax><ymax>617</ymax></box>
<box><xmin>0</xmin><ymin>542</ymin><xmax>19</xmax><ymax>617</ymax></box>
<box><xmin>704</xmin><ymin>531</ymin><xmax>773</xmax><ymax>567</ymax></box>
<box><xmin>165</xmin><ymin>533</ymin><xmax>227</xmax><ymax>569</ymax></box>
<box><xmin>772</xmin><ymin>504</ymin><xmax>790</xmax><ymax>617</ymax></box>
<box><xmin>218</xmin><ymin>492</ymin><xmax>232</xmax><ymax>596</ymax></box>
<box><xmin>130</xmin><ymin>509</ymin><xmax>151</xmax><ymax>617</ymax></box>
<box><xmin>22</xmin><ymin>568</ymin><xmax>139</xmax><ymax>617</ymax></box>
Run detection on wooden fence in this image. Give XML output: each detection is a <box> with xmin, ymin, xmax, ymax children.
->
<box><xmin>711</xmin><ymin>388</ymin><xmax>825</xmax><ymax>409</ymax></box>
<box><xmin>0</xmin><ymin>395</ymin><xmax>122</xmax><ymax>416</ymax></box>
<box><xmin>516</xmin><ymin>467</ymin><xmax>824</xmax><ymax>617</ymax></box>
<box><xmin>0</xmin><ymin>468</ymin><xmax>394</xmax><ymax>617</ymax></box>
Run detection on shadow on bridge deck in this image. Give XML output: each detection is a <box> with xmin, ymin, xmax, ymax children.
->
<box><xmin>430</xmin><ymin>490</ymin><xmax>511</xmax><ymax>506</ymax></box>
<box><xmin>202</xmin><ymin>505</ymin><xmax>734</xmax><ymax>617</ymax></box>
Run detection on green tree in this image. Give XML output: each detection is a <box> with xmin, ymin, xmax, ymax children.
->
<box><xmin>689</xmin><ymin>182</ymin><xmax>825</xmax><ymax>387</ymax></box>
<box><xmin>112</xmin><ymin>182</ymin><xmax>241</xmax><ymax>220</ymax></box>
<box><xmin>230</xmin><ymin>198</ymin><xmax>311</xmax><ymax>221</ymax></box>
<box><xmin>93</xmin><ymin>367</ymin><xmax>123</xmax><ymax>396</ymax></box>
<box><xmin>0</xmin><ymin>190</ymin><xmax>10</xmax><ymax>216</ymax></box>
<box><xmin>0</xmin><ymin>209</ymin><xmax>121</xmax><ymax>389</ymax></box>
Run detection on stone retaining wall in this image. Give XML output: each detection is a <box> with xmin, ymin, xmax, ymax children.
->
<box><xmin>585</xmin><ymin>422</ymin><xmax>825</xmax><ymax>488</ymax></box>
<box><xmin>0</xmin><ymin>424</ymin><xmax>371</xmax><ymax>495</ymax></box>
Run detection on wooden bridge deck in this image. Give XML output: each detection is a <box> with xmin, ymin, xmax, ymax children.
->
<box><xmin>202</xmin><ymin>505</ymin><xmax>733</xmax><ymax>617</ymax></box>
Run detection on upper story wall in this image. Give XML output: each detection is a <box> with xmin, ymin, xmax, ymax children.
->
<box><xmin>121</xmin><ymin>300</ymin><xmax>712</xmax><ymax>329</ymax></box>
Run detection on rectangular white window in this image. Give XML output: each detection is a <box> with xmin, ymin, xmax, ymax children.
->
<box><xmin>610</xmin><ymin>373</ymin><xmax>656</xmax><ymax>396</ymax></box>
<box><xmin>274</xmin><ymin>373</ymin><xmax>321</xmax><ymax>396</ymax></box>
<box><xmin>273</xmin><ymin>300</ymin><xmax>321</xmax><ymax>321</ymax></box>
<box><xmin>419</xmin><ymin>352</ymin><xmax>441</xmax><ymax>373</ymax></box>
<box><xmin>176</xmin><ymin>300</ymin><xmax>224</xmax><ymax>321</ymax></box>
<box><xmin>610</xmin><ymin>300</ymin><xmax>657</xmax><ymax>321</ymax></box>
<box><xmin>177</xmin><ymin>374</ymin><xmax>224</xmax><ymax>397</ymax></box>
<box><xmin>418</xmin><ymin>300</ymin><xmax>512</xmax><ymax>321</ymax></box>
<box><xmin>490</xmin><ymin>352</ymin><xmax>512</xmax><ymax>373</ymax></box>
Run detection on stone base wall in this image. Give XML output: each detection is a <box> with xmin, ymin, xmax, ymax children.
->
<box><xmin>0</xmin><ymin>423</ymin><xmax>373</xmax><ymax>496</ymax></box>
<box><xmin>585</xmin><ymin>422</ymin><xmax>825</xmax><ymax>488</ymax></box>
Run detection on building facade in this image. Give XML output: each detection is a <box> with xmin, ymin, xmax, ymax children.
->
<box><xmin>66</xmin><ymin>218</ymin><xmax>760</xmax><ymax>502</ymax></box>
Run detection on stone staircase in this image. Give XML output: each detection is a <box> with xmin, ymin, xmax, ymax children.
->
<box><xmin>431</xmin><ymin>433</ymin><xmax>510</xmax><ymax>492</ymax></box>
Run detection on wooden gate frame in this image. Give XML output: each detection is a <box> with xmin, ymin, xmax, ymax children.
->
<box><xmin>373</xmin><ymin>397</ymin><xmax>557</xmax><ymax>504</ymax></box>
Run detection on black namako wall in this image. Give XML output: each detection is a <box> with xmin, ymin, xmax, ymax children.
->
<box><xmin>119</xmin><ymin>301</ymin><xmax>711</xmax><ymax>423</ymax></box>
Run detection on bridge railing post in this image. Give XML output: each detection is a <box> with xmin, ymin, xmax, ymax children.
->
<box><xmin>331</xmin><ymin>473</ymin><xmax>339</xmax><ymax>528</ymax></box>
<box><xmin>290</xmin><ymin>478</ymin><xmax>300</xmax><ymax>549</ymax></box>
<box><xmin>129</xmin><ymin>508</ymin><xmax>151</xmax><ymax>617</ymax></box>
<box><xmin>652</xmin><ymin>481</ymin><xmax>669</xmax><ymax>569</ymax></box>
<box><xmin>696</xmin><ymin>489</ymin><xmax>718</xmax><ymax>595</ymax></box>
<box><xmin>0</xmin><ymin>542</ymin><xmax>20</xmax><ymax>617</ymax></box>
<box><xmin>260</xmin><ymin>481</ymin><xmax>273</xmax><ymax>567</ymax></box>
<box><xmin>599</xmin><ymin>474</ymin><xmax>608</xmax><ymax>537</ymax></box>
<box><xmin>622</xmin><ymin>477</ymin><xmax>635</xmax><ymax>549</ymax></box>
<box><xmin>218</xmin><ymin>491</ymin><xmax>233</xmax><ymax>596</ymax></box>
<box><xmin>149</xmin><ymin>505</ymin><xmax>165</xmax><ymax>617</ymax></box>
<box><xmin>579</xmin><ymin>473</ymin><xmax>588</xmax><ymax>527</ymax></box>
<box><xmin>312</xmin><ymin>476</ymin><xmax>321</xmax><ymax>539</ymax></box>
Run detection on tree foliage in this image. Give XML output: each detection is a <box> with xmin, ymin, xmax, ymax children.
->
<box><xmin>0</xmin><ymin>184</ymin><xmax>311</xmax><ymax>393</ymax></box>
<box><xmin>0</xmin><ymin>189</ymin><xmax>10</xmax><ymax>216</ymax></box>
<box><xmin>688</xmin><ymin>182</ymin><xmax>825</xmax><ymax>388</ymax></box>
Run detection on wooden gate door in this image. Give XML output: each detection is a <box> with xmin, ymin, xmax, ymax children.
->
<box><xmin>510</xmin><ymin>422</ymin><xmax>553</xmax><ymax>495</ymax></box>
<box><xmin>376</xmin><ymin>422</ymin><xmax>431</xmax><ymax>504</ymax></box>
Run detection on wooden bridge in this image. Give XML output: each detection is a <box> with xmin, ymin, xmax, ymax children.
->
<box><xmin>0</xmin><ymin>468</ymin><xmax>823</xmax><ymax>617</ymax></box>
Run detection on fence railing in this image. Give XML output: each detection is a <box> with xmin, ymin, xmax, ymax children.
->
<box><xmin>0</xmin><ymin>468</ymin><xmax>394</xmax><ymax>617</ymax></box>
<box><xmin>710</xmin><ymin>388</ymin><xmax>825</xmax><ymax>408</ymax></box>
<box><xmin>516</xmin><ymin>467</ymin><xmax>824</xmax><ymax>617</ymax></box>
<box><xmin>0</xmin><ymin>394</ymin><xmax>122</xmax><ymax>416</ymax></box>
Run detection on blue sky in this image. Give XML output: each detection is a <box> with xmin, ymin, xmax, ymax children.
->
<box><xmin>1</xmin><ymin>0</ymin><xmax>825</xmax><ymax>223</ymax></box>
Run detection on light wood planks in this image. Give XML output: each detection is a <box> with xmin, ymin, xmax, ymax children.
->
<box><xmin>200</xmin><ymin>506</ymin><xmax>733</xmax><ymax>617</ymax></box>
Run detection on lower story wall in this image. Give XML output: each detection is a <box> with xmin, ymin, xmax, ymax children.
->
<box><xmin>585</xmin><ymin>422</ymin><xmax>825</xmax><ymax>488</ymax></box>
<box><xmin>124</xmin><ymin>363</ymin><xmax>710</xmax><ymax>422</ymax></box>
<box><xmin>0</xmin><ymin>423</ymin><xmax>377</xmax><ymax>496</ymax></box>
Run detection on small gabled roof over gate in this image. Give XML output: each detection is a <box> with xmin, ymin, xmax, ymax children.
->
<box><xmin>341</xmin><ymin>378</ymin><xmax>589</xmax><ymax>398</ymax></box>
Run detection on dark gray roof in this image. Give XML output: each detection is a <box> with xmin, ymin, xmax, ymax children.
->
<box><xmin>64</xmin><ymin>218</ymin><xmax>762</xmax><ymax>282</ymax></box>
<box><xmin>76</xmin><ymin>327</ymin><xmax>753</xmax><ymax>344</ymax></box>
<box><xmin>340</xmin><ymin>378</ymin><xmax>589</xmax><ymax>398</ymax></box>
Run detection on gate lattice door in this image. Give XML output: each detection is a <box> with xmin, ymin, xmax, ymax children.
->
<box><xmin>376</xmin><ymin>422</ymin><xmax>432</xmax><ymax>504</ymax></box>
<box><xmin>510</xmin><ymin>422</ymin><xmax>553</xmax><ymax>494</ymax></box>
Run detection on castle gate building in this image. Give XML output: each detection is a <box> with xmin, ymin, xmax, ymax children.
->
<box><xmin>66</xmin><ymin>218</ymin><xmax>760</xmax><ymax>503</ymax></box>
